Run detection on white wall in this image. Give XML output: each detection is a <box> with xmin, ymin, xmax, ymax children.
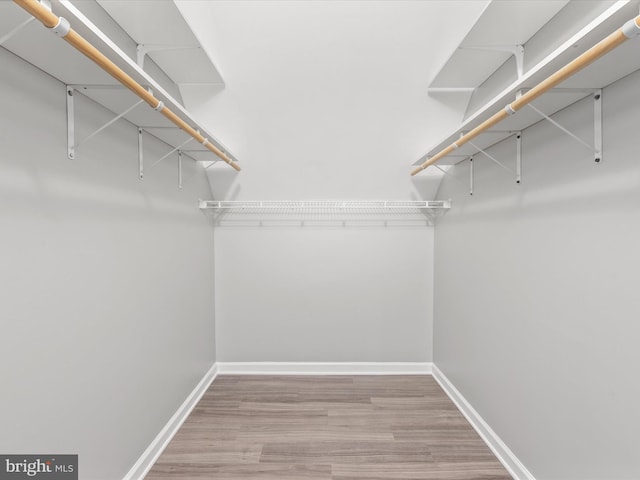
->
<box><xmin>215</xmin><ymin>226</ymin><xmax>433</xmax><ymax>362</ymax></box>
<box><xmin>434</xmin><ymin>69</ymin><xmax>640</xmax><ymax>479</ymax></box>
<box><xmin>0</xmin><ymin>48</ymin><xmax>216</xmax><ymax>479</ymax></box>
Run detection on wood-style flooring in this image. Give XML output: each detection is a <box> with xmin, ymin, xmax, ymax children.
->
<box><xmin>145</xmin><ymin>375</ymin><xmax>512</xmax><ymax>480</ymax></box>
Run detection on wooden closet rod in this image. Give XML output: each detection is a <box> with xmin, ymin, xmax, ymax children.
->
<box><xmin>14</xmin><ymin>0</ymin><xmax>241</xmax><ymax>172</ymax></box>
<box><xmin>411</xmin><ymin>14</ymin><xmax>640</xmax><ymax>176</ymax></box>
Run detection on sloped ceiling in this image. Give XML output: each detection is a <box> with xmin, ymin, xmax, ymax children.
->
<box><xmin>174</xmin><ymin>0</ymin><xmax>490</xmax><ymax>200</ymax></box>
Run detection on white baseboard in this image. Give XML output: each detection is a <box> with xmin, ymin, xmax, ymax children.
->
<box><xmin>122</xmin><ymin>363</ymin><xmax>219</xmax><ymax>480</ymax></box>
<box><xmin>216</xmin><ymin>362</ymin><xmax>432</xmax><ymax>375</ymax></box>
<box><xmin>432</xmin><ymin>364</ymin><xmax>535</xmax><ymax>480</ymax></box>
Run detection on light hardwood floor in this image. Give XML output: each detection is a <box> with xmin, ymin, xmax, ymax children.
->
<box><xmin>145</xmin><ymin>375</ymin><xmax>512</xmax><ymax>480</ymax></box>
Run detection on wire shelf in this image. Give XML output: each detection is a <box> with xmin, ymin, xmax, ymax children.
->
<box><xmin>199</xmin><ymin>200</ymin><xmax>451</xmax><ymax>227</ymax></box>
<box><xmin>200</xmin><ymin>200</ymin><xmax>450</xmax><ymax>209</ymax></box>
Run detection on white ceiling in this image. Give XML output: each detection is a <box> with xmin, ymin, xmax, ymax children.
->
<box><xmin>173</xmin><ymin>0</ymin><xmax>490</xmax><ymax>201</ymax></box>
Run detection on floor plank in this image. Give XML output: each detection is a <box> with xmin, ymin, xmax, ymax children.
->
<box><xmin>145</xmin><ymin>375</ymin><xmax>512</xmax><ymax>480</ymax></box>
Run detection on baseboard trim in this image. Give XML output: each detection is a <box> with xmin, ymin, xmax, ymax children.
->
<box><xmin>122</xmin><ymin>363</ymin><xmax>218</xmax><ymax>480</ymax></box>
<box><xmin>216</xmin><ymin>362</ymin><xmax>432</xmax><ymax>375</ymax></box>
<box><xmin>432</xmin><ymin>364</ymin><xmax>535</xmax><ymax>480</ymax></box>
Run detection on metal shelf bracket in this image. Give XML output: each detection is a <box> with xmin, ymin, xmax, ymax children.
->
<box><xmin>461</xmin><ymin>130</ymin><xmax>521</xmax><ymax>194</ymax></box>
<box><xmin>138</xmin><ymin>128</ymin><xmax>206</xmax><ymax>183</ymax></box>
<box><xmin>0</xmin><ymin>0</ymin><xmax>52</xmax><ymax>45</ymax></box>
<box><xmin>138</xmin><ymin>128</ymin><xmax>144</xmax><ymax>180</ymax></box>
<box><xmin>178</xmin><ymin>150</ymin><xmax>183</xmax><ymax>189</ymax></box>
<box><xmin>527</xmin><ymin>89</ymin><xmax>603</xmax><ymax>163</ymax></box>
<box><xmin>467</xmin><ymin>138</ymin><xmax>518</xmax><ymax>180</ymax></box>
<box><xmin>460</xmin><ymin>44</ymin><xmax>525</xmax><ymax>78</ymax></box>
<box><xmin>469</xmin><ymin>157</ymin><xmax>474</xmax><ymax>196</ymax></box>
<box><xmin>66</xmin><ymin>84</ymin><xmax>144</xmax><ymax>160</ymax></box>
<box><xmin>434</xmin><ymin>164</ymin><xmax>469</xmax><ymax>190</ymax></box>
<box><xmin>150</xmin><ymin>137</ymin><xmax>194</xmax><ymax>168</ymax></box>
<box><xmin>516</xmin><ymin>132</ymin><xmax>522</xmax><ymax>183</ymax></box>
<box><xmin>66</xmin><ymin>86</ymin><xmax>75</xmax><ymax>159</ymax></box>
<box><xmin>136</xmin><ymin>44</ymin><xmax>201</xmax><ymax>69</ymax></box>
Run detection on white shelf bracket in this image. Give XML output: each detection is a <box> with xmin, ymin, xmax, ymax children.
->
<box><xmin>434</xmin><ymin>165</ymin><xmax>468</xmax><ymax>189</ymax></box>
<box><xmin>65</xmin><ymin>84</ymin><xmax>145</xmax><ymax>160</ymax></box>
<box><xmin>66</xmin><ymin>86</ymin><xmax>75</xmax><ymax>159</ymax></box>
<box><xmin>176</xmin><ymin>151</ymin><xmax>220</xmax><ymax>185</ymax></box>
<box><xmin>516</xmin><ymin>132</ymin><xmax>522</xmax><ymax>184</ymax></box>
<box><xmin>460</xmin><ymin>129</ymin><xmax>522</xmax><ymax>184</ymax></box>
<box><xmin>594</xmin><ymin>90</ymin><xmax>602</xmax><ymax>163</ymax></box>
<box><xmin>467</xmin><ymin>139</ymin><xmax>516</xmax><ymax>177</ymax></box>
<box><xmin>527</xmin><ymin>90</ymin><xmax>602</xmax><ymax>163</ymax></box>
<box><xmin>75</xmin><ymin>98</ymin><xmax>144</xmax><ymax>150</ymax></box>
<box><xmin>136</xmin><ymin>44</ymin><xmax>201</xmax><ymax>69</ymax></box>
<box><xmin>460</xmin><ymin>44</ymin><xmax>525</xmax><ymax>78</ymax></box>
<box><xmin>0</xmin><ymin>0</ymin><xmax>51</xmax><ymax>44</ymax></box>
<box><xmin>140</xmin><ymin>127</ymin><xmax>237</xmax><ymax>166</ymax></box>
<box><xmin>469</xmin><ymin>157</ymin><xmax>474</xmax><ymax>196</ymax></box>
<box><xmin>150</xmin><ymin>137</ymin><xmax>194</xmax><ymax>168</ymax></box>
<box><xmin>138</xmin><ymin>128</ymin><xmax>144</xmax><ymax>180</ymax></box>
<box><xmin>178</xmin><ymin>150</ymin><xmax>183</xmax><ymax>189</ymax></box>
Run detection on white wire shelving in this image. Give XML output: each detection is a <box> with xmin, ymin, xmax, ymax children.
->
<box><xmin>199</xmin><ymin>200</ymin><xmax>451</xmax><ymax>227</ymax></box>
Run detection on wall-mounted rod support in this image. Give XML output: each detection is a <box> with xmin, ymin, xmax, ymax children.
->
<box><xmin>411</xmin><ymin>14</ymin><xmax>640</xmax><ymax>176</ymax></box>
<box><xmin>66</xmin><ymin>85</ymin><xmax>75</xmax><ymax>159</ymax></box>
<box><xmin>178</xmin><ymin>150</ymin><xmax>183</xmax><ymax>189</ymax></box>
<box><xmin>527</xmin><ymin>103</ymin><xmax>594</xmax><ymax>152</ymax></box>
<box><xmin>434</xmin><ymin>165</ymin><xmax>468</xmax><ymax>188</ymax></box>
<box><xmin>13</xmin><ymin>0</ymin><xmax>241</xmax><ymax>172</ymax></box>
<box><xmin>66</xmin><ymin>86</ymin><xmax>145</xmax><ymax>157</ymax></box>
<box><xmin>151</xmin><ymin>137</ymin><xmax>193</xmax><ymax>168</ymax></box>
<box><xmin>594</xmin><ymin>89</ymin><xmax>602</xmax><ymax>163</ymax></box>
<box><xmin>467</xmin><ymin>140</ymin><xmax>514</xmax><ymax>175</ymax></box>
<box><xmin>461</xmin><ymin>44</ymin><xmax>524</xmax><ymax>78</ymax></box>
<box><xmin>137</xmin><ymin>44</ymin><xmax>200</xmax><ymax>69</ymax></box>
<box><xmin>75</xmin><ymin>98</ymin><xmax>144</xmax><ymax>149</ymax></box>
<box><xmin>138</xmin><ymin>128</ymin><xmax>144</xmax><ymax>180</ymax></box>
<box><xmin>469</xmin><ymin>157</ymin><xmax>474</xmax><ymax>196</ymax></box>
<box><xmin>516</xmin><ymin>133</ymin><xmax>522</xmax><ymax>183</ymax></box>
